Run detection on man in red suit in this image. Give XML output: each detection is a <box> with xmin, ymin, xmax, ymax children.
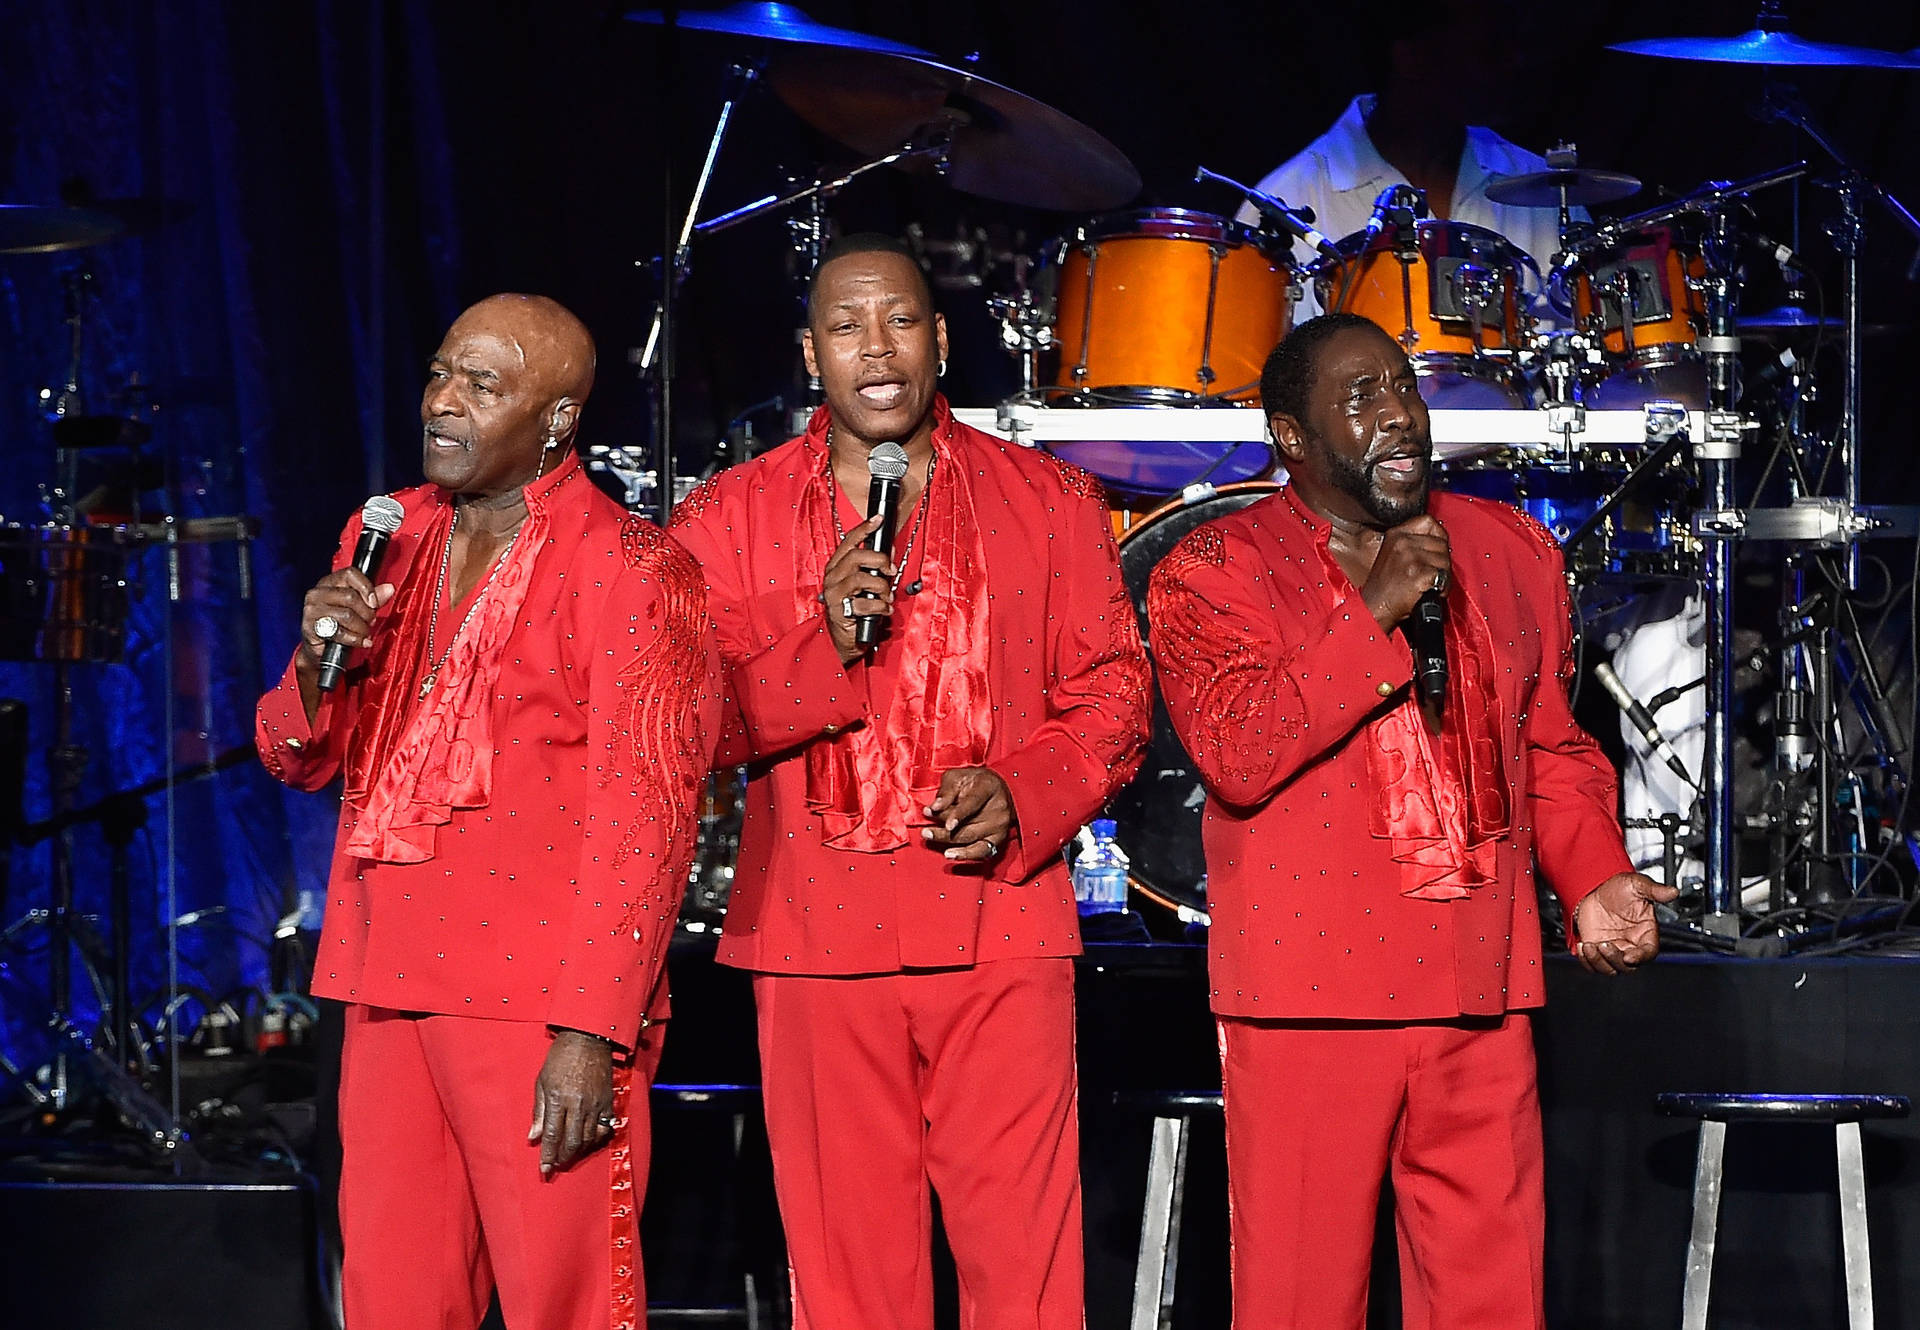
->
<box><xmin>256</xmin><ymin>294</ymin><xmax>715</xmax><ymax>1330</ymax></box>
<box><xmin>1148</xmin><ymin>312</ymin><xmax>1673</xmax><ymax>1329</ymax></box>
<box><xmin>670</xmin><ymin>234</ymin><xmax>1151</xmax><ymax>1330</ymax></box>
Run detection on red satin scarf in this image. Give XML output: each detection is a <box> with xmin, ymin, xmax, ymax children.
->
<box><xmin>1282</xmin><ymin>487</ymin><xmax>1512</xmax><ymax>900</ymax></box>
<box><xmin>791</xmin><ymin>400</ymin><xmax>993</xmax><ymax>852</ymax></box>
<box><xmin>341</xmin><ymin>454</ymin><xmax>581</xmax><ymax>863</ymax></box>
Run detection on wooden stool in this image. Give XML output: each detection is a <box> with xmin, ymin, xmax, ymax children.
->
<box><xmin>1655</xmin><ymin>1092</ymin><xmax>1911</xmax><ymax>1330</ymax></box>
<box><xmin>1115</xmin><ymin>1090</ymin><xmax>1223</xmax><ymax>1330</ymax></box>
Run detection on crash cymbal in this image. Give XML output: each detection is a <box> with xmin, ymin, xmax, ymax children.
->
<box><xmin>1737</xmin><ymin>305</ymin><xmax>1902</xmax><ymax>338</ymax></box>
<box><xmin>1610</xmin><ymin>23</ymin><xmax>1920</xmax><ymax>69</ymax></box>
<box><xmin>0</xmin><ymin>205</ymin><xmax>126</xmax><ymax>255</ymax></box>
<box><xmin>768</xmin><ymin>51</ymin><xmax>1140</xmax><ymax>211</ymax></box>
<box><xmin>1486</xmin><ymin>168</ymin><xmax>1642</xmax><ymax>209</ymax></box>
<box><xmin>624</xmin><ymin>2</ymin><xmax>932</xmax><ymax>57</ymax></box>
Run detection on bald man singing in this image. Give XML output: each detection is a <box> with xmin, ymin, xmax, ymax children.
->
<box><xmin>256</xmin><ymin>294</ymin><xmax>716</xmax><ymax>1329</ymax></box>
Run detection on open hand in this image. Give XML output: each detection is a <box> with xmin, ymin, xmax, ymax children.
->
<box><xmin>1573</xmin><ymin>872</ymin><xmax>1678</xmax><ymax>975</ymax></box>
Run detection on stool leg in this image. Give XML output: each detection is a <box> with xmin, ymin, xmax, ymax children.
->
<box><xmin>1681</xmin><ymin>1119</ymin><xmax>1727</xmax><ymax>1330</ymax></box>
<box><xmin>1836</xmin><ymin>1121</ymin><xmax>1875</xmax><ymax>1330</ymax></box>
<box><xmin>1132</xmin><ymin>1114</ymin><xmax>1191</xmax><ymax>1330</ymax></box>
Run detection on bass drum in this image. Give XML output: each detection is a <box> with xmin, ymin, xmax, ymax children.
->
<box><xmin>1109</xmin><ymin>481</ymin><xmax>1282</xmax><ymax>914</ymax></box>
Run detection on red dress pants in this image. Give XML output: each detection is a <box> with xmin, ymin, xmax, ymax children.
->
<box><xmin>337</xmin><ymin>1006</ymin><xmax>664</xmax><ymax>1330</ymax></box>
<box><xmin>753</xmin><ymin>957</ymin><xmax>1083</xmax><ymax>1330</ymax></box>
<box><xmin>1218</xmin><ymin>1012</ymin><xmax>1545</xmax><ymax>1330</ymax></box>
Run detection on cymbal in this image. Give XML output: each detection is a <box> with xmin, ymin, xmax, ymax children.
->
<box><xmin>0</xmin><ymin>204</ymin><xmax>126</xmax><ymax>255</ymax></box>
<box><xmin>768</xmin><ymin>51</ymin><xmax>1141</xmax><ymax>211</ymax></box>
<box><xmin>1486</xmin><ymin>168</ymin><xmax>1641</xmax><ymax>208</ymax></box>
<box><xmin>1738</xmin><ymin>305</ymin><xmax>1902</xmax><ymax>339</ymax></box>
<box><xmin>1609</xmin><ymin>27</ymin><xmax>1920</xmax><ymax>69</ymax></box>
<box><xmin>624</xmin><ymin>3</ymin><xmax>932</xmax><ymax>57</ymax></box>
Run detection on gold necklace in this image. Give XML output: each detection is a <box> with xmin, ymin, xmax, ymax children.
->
<box><xmin>419</xmin><ymin>508</ymin><xmax>520</xmax><ymax>700</ymax></box>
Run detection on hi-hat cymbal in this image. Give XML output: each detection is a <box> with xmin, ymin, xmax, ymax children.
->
<box><xmin>1610</xmin><ymin>26</ymin><xmax>1920</xmax><ymax>69</ymax></box>
<box><xmin>0</xmin><ymin>205</ymin><xmax>126</xmax><ymax>255</ymax></box>
<box><xmin>624</xmin><ymin>3</ymin><xmax>932</xmax><ymax>57</ymax></box>
<box><xmin>768</xmin><ymin>51</ymin><xmax>1140</xmax><ymax>212</ymax></box>
<box><xmin>1486</xmin><ymin>168</ymin><xmax>1642</xmax><ymax>209</ymax></box>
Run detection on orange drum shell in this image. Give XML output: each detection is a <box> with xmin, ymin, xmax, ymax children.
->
<box><xmin>1055</xmin><ymin>223</ymin><xmax>1293</xmax><ymax>402</ymax></box>
<box><xmin>1110</xmin><ymin>479</ymin><xmax>1284</xmax><ymax>542</ymax></box>
<box><xmin>1573</xmin><ymin>238</ymin><xmax>1706</xmax><ymax>357</ymax></box>
<box><xmin>1318</xmin><ymin>222</ymin><xmax>1520</xmax><ymax>356</ymax></box>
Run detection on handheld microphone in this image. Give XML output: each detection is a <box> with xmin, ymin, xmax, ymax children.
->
<box><xmin>318</xmin><ymin>495</ymin><xmax>405</xmax><ymax>692</ymax></box>
<box><xmin>855</xmin><ymin>442</ymin><xmax>910</xmax><ymax>648</ymax></box>
<box><xmin>1407</xmin><ymin>590</ymin><xmax>1448</xmax><ymax>707</ymax></box>
<box><xmin>1593</xmin><ymin>660</ymin><xmax>1697</xmax><ymax>788</ymax></box>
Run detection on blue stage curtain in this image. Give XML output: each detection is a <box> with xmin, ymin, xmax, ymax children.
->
<box><xmin>0</xmin><ymin>0</ymin><xmax>461</xmax><ymax>1072</ymax></box>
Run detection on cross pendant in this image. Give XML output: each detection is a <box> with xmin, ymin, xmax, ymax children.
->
<box><xmin>418</xmin><ymin>674</ymin><xmax>437</xmax><ymax>700</ymax></box>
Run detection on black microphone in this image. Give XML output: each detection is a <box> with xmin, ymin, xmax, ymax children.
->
<box><xmin>855</xmin><ymin>442</ymin><xmax>909</xmax><ymax>648</ymax></box>
<box><xmin>1593</xmin><ymin>660</ymin><xmax>1697</xmax><ymax>788</ymax></box>
<box><xmin>1191</xmin><ymin>166</ymin><xmax>1341</xmax><ymax>258</ymax></box>
<box><xmin>318</xmin><ymin>495</ymin><xmax>405</xmax><ymax>692</ymax></box>
<box><xmin>1362</xmin><ymin>183</ymin><xmax>1426</xmax><ymax>245</ymax></box>
<box><xmin>1406</xmin><ymin>590</ymin><xmax>1448</xmax><ymax>708</ymax></box>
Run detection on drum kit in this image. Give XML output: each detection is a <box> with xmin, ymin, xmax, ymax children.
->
<box><xmin>0</xmin><ymin>196</ymin><xmax>256</xmax><ymax>1131</ymax></box>
<box><xmin>629</xmin><ymin>5</ymin><xmax>1920</xmax><ymax>940</ymax></box>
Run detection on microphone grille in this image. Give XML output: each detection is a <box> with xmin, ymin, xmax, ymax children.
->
<box><xmin>867</xmin><ymin>442</ymin><xmax>910</xmax><ymax>482</ymax></box>
<box><xmin>360</xmin><ymin>495</ymin><xmax>405</xmax><ymax>535</ymax></box>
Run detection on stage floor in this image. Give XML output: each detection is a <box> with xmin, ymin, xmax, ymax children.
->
<box><xmin>7</xmin><ymin>943</ymin><xmax>1917</xmax><ymax>1329</ymax></box>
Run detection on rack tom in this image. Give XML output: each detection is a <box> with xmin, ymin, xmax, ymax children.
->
<box><xmin>1315</xmin><ymin>219</ymin><xmax>1527</xmax><ymax>408</ymax></box>
<box><xmin>1568</xmin><ymin>223</ymin><xmax>1708</xmax><ymax>409</ymax></box>
<box><xmin>1052</xmin><ymin>208</ymin><xmax>1294</xmax><ymax>404</ymax></box>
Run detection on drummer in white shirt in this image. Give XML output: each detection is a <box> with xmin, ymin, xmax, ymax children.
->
<box><xmin>1239</xmin><ymin>0</ymin><xmax>1578</xmax><ymax>319</ymax></box>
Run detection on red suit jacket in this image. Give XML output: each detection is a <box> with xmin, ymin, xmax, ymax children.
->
<box><xmin>255</xmin><ymin>455</ymin><xmax>715</xmax><ymax>1046</ymax></box>
<box><xmin>1148</xmin><ymin>485</ymin><xmax>1632</xmax><ymax>1021</ymax></box>
<box><xmin>669</xmin><ymin>399</ymin><xmax>1152</xmax><ymax>975</ymax></box>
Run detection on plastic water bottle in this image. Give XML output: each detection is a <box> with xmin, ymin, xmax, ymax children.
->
<box><xmin>1072</xmin><ymin>818</ymin><xmax>1130</xmax><ymax>915</ymax></box>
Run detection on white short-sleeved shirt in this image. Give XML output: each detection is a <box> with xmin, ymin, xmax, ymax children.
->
<box><xmin>1238</xmin><ymin>95</ymin><xmax>1583</xmax><ymax>320</ymax></box>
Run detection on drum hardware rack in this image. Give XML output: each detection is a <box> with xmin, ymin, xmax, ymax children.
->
<box><xmin>953</xmin><ymin>403</ymin><xmax>1713</xmax><ymax>452</ymax></box>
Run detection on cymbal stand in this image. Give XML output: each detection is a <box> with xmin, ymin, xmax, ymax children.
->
<box><xmin>639</xmin><ymin>60</ymin><xmax>763</xmax><ymax>523</ymax></box>
<box><xmin>1695</xmin><ymin>208</ymin><xmax>1748</xmax><ymax>935</ymax></box>
<box><xmin>1756</xmin><ymin>85</ymin><xmax>1920</xmax><ymax>589</ymax></box>
<box><xmin>691</xmin><ymin>128</ymin><xmax>958</xmax><ymax>241</ymax></box>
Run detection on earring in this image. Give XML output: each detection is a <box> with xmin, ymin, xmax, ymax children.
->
<box><xmin>543</xmin><ymin>434</ymin><xmax>559</xmax><ymax>451</ymax></box>
<box><xmin>936</xmin><ymin>358</ymin><xmax>948</xmax><ymax>378</ymax></box>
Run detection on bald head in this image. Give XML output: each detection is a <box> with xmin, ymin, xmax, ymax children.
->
<box><xmin>450</xmin><ymin>292</ymin><xmax>597</xmax><ymax>404</ymax></box>
<box><xmin>421</xmin><ymin>293</ymin><xmax>597</xmax><ymax>498</ymax></box>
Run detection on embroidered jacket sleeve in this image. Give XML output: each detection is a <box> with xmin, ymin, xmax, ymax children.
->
<box><xmin>670</xmin><ymin>485</ymin><xmax>868</xmax><ymax>766</ymax></box>
<box><xmin>990</xmin><ymin>475</ymin><xmax>1152</xmax><ymax>880</ymax></box>
<box><xmin>1519</xmin><ymin>543</ymin><xmax>1635</xmax><ymax>924</ymax></box>
<box><xmin>1148</xmin><ymin>521</ymin><xmax>1414</xmax><ymax>808</ymax></box>
<box><xmin>255</xmin><ymin>517</ymin><xmax>365</xmax><ymax>790</ymax></box>
<box><xmin>545</xmin><ymin>524</ymin><xmax>715</xmax><ymax>1047</ymax></box>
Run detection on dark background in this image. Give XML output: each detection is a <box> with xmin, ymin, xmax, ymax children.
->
<box><xmin>1</xmin><ymin>0</ymin><xmax>1918</xmax><ymax>1205</ymax></box>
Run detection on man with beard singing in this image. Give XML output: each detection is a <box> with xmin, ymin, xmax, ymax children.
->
<box><xmin>256</xmin><ymin>294</ymin><xmax>714</xmax><ymax>1329</ymax></box>
<box><xmin>670</xmin><ymin>233</ymin><xmax>1150</xmax><ymax>1330</ymax></box>
<box><xmin>1147</xmin><ymin>313</ymin><xmax>1671</xmax><ymax>1329</ymax></box>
